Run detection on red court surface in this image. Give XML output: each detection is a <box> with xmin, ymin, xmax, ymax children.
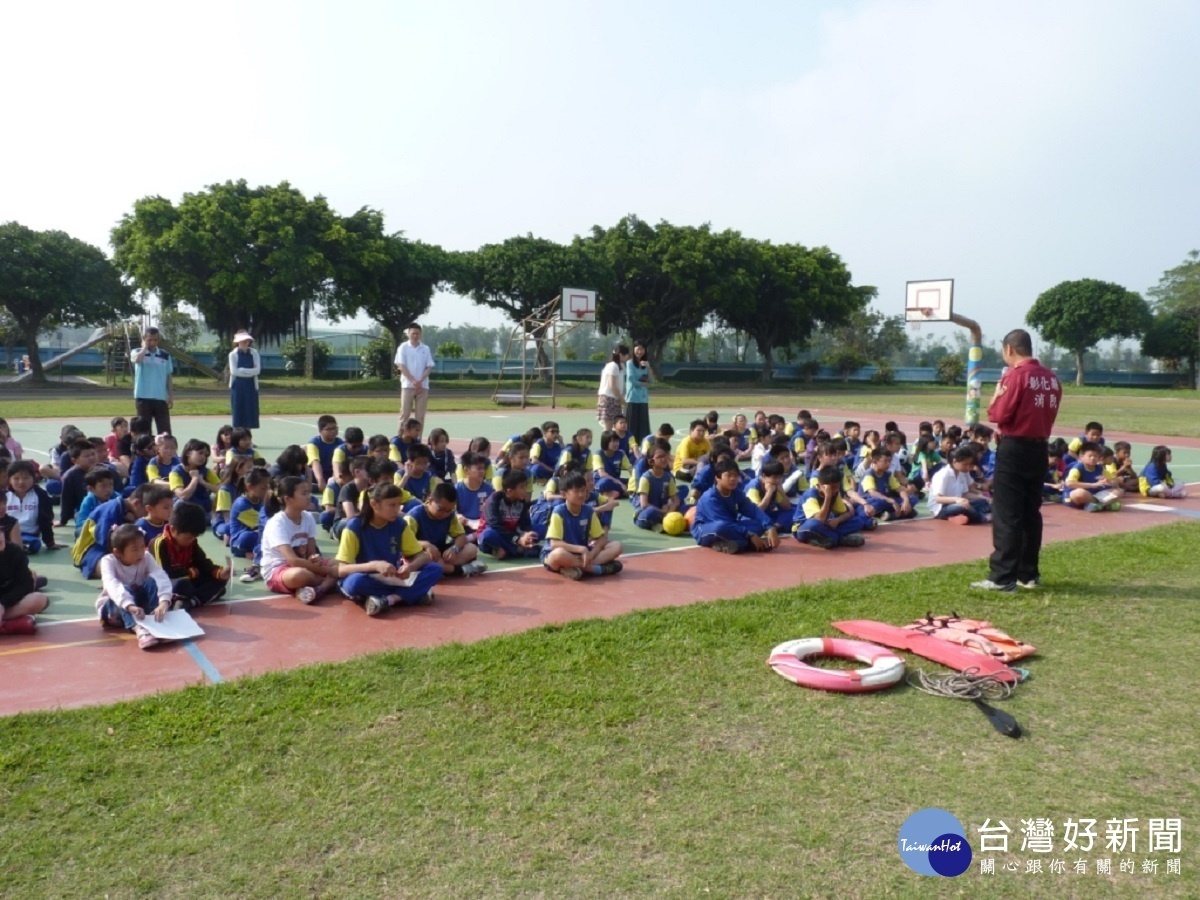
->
<box><xmin>3</xmin><ymin>493</ymin><xmax>1197</xmax><ymax>717</ymax></box>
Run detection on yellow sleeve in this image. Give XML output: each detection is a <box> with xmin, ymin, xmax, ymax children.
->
<box><xmin>399</xmin><ymin>523</ymin><xmax>422</xmax><ymax>558</ymax></box>
<box><xmin>225</xmin><ymin>449</ymin><xmax>236</xmax><ymax>466</ymax></box>
<box><xmin>803</xmin><ymin>496</ymin><xmax>822</xmax><ymax>518</ymax></box>
<box><xmin>321</xmin><ymin>485</ymin><xmax>336</xmax><ymax>507</ymax></box>
<box><xmin>588</xmin><ymin>512</ymin><xmax>605</xmax><ymax>540</ymax></box>
<box><xmin>448</xmin><ymin>516</ymin><xmax>465</xmax><ymax>538</ymax></box>
<box><xmin>305</xmin><ymin>443</ymin><xmax>321</xmax><ymax>464</ymax></box>
<box><xmin>1068</xmin><ymin>437</ymin><xmax>1084</xmax><ymax>454</ymax></box>
<box><xmin>215</xmin><ymin>489</ymin><xmax>233</xmax><ymax>514</ymax></box>
<box><xmin>529</xmin><ymin>443</ymin><xmax>543</xmax><ymax>460</ymax></box>
<box><xmin>888</xmin><ymin>475</ymin><xmax>902</xmax><ymax>493</ymax></box>
<box><xmin>332</xmin><ymin>447</ymin><xmax>347</xmax><ymax>467</ymax></box>
<box><xmin>636</xmin><ymin>475</ymin><xmax>651</xmax><ymax>496</ymax></box>
<box><xmin>388</xmin><ymin>445</ymin><xmax>402</xmax><ymax>463</ymax></box>
<box><xmin>403</xmin><ymin>514</ymin><xmax>420</xmax><ymax>538</ymax></box>
<box><xmin>591</xmin><ymin>453</ymin><xmax>604</xmax><ymax>472</ymax></box>
<box><xmin>168</xmin><ymin>470</ymin><xmax>185</xmax><ymax>491</ymax></box>
<box><xmin>546</xmin><ymin>510</ymin><xmax>565</xmax><ymax>541</ymax></box>
<box><xmin>860</xmin><ymin>473</ymin><xmax>877</xmax><ymax>492</ymax></box>
<box><xmin>205</xmin><ymin>469</ymin><xmax>221</xmax><ymax>487</ymax></box>
<box><xmin>492</xmin><ymin>474</ymin><xmax>504</xmax><ymax>492</ymax></box>
<box><xmin>335</xmin><ymin>528</ymin><xmax>361</xmax><ymax>564</ymax></box>
<box><xmin>1065</xmin><ymin>467</ymin><xmax>1082</xmax><ymax>484</ymax></box>
<box><xmin>746</xmin><ymin>487</ymin><xmax>764</xmax><ymax>503</ymax></box>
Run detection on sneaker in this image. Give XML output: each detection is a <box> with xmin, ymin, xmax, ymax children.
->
<box><xmin>650</xmin><ymin>522</ymin><xmax>664</xmax><ymax>534</ymax></box>
<box><xmin>0</xmin><ymin>615</ymin><xmax>37</xmax><ymax>636</ymax></box>
<box><xmin>136</xmin><ymin>627</ymin><xmax>159</xmax><ymax>650</ymax></box>
<box><xmin>970</xmin><ymin>579</ymin><xmax>1017</xmax><ymax>593</ymax></box>
<box><xmin>239</xmin><ymin>564</ymin><xmax>262</xmax><ymax>584</ymax></box>
<box><xmin>1017</xmin><ymin>578</ymin><xmax>1040</xmax><ymax>590</ymax></box>
<box><xmin>839</xmin><ymin>533</ymin><xmax>866</xmax><ymax>548</ymax></box>
<box><xmin>296</xmin><ymin>586</ymin><xmax>318</xmax><ymax>605</ymax></box>
<box><xmin>947</xmin><ymin>514</ymin><xmax>970</xmax><ymax>526</ymax></box>
<box><xmin>1108</xmin><ymin>500</ymin><xmax>1121</xmax><ymax>512</ymax></box>
<box><xmin>364</xmin><ymin>595</ymin><xmax>389</xmax><ymax>616</ymax></box>
<box><xmin>461</xmin><ymin>560</ymin><xmax>488</xmax><ymax>577</ymax></box>
<box><xmin>877</xmin><ymin>511</ymin><xmax>892</xmax><ymax>523</ymax></box>
<box><xmin>1084</xmin><ymin>502</ymin><xmax>1100</xmax><ymax>513</ymax></box>
<box><xmin>596</xmin><ymin>561</ymin><xmax>624</xmax><ymax>576</ymax></box>
<box><xmin>559</xmin><ymin>567</ymin><xmax>584</xmax><ymax>581</ymax></box>
<box><xmin>409</xmin><ymin>591</ymin><xmax>435</xmax><ymax>606</ymax></box>
<box><xmin>33</xmin><ymin>575</ymin><xmax>48</xmax><ymax>591</ymax></box>
<box><xmin>804</xmin><ymin>533</ymin><xmax>836</xmax><ymax>550</ymax></box>
<box><xmin>710</xmin><ymin>538</ymin><xmax>741</xmax><ymax>554</ymax></box>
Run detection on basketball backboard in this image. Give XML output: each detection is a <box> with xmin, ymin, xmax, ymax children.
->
<box><xmin>562</xmin><ymin>287</ymin><xmax>597</xmax><ymax>323</ymax></box>
<box><xmin>904</xmin><ymin>279</ymin><xmax>954</xmax><ymax>322</ymax></box>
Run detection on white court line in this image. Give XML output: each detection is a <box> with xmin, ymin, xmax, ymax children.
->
<box><xmin>270</xmin><ymin>417</ymin><xmax>321</xmax><ymax>428</ymax></box>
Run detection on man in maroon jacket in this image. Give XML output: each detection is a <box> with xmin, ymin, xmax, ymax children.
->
<box><xmin>972</xmin><ymin>329</ymin><xmax>1062</xmax><ymax>592</ymax></box>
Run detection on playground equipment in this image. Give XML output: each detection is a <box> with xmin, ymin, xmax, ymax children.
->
<box><xmin>11</xmin><ymin>323</ymin><xmax>223</xmax><ymax>385</ymax></box>
<box><xmin>492</xmin><ymin>288</ymin><xmax>598</xmax><ymax>408</ymax></box>
<box><xmin>904</xmin><ymin>280</ymin><xmax>984</xmax><ymax>426</ymax></box>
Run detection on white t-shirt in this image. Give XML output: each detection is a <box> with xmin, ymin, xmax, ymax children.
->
<box><xmin>928</xmin><ymin>466</ymin><xmax>973</xmax><ymax>517</ymax></box>
<box><xmin>394</xmin><ymin>341</ymin><xmax>435</xmax><ymax>389</ymax></box>
<box><xmin>6</xmin><ymin>489</ymin><xmax>40</xmax><ymax>534</ymax></box>
<box><xmin>598</xmin><ymin>361</ymin><xmax>624</xmax><ymax>399</ymax></box>
<box><xmin>260</xmin><ymin>510</ymin><xmax>318</xmax><ymax>579</ymax></box>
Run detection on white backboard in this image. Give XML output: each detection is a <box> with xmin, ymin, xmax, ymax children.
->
<box><xmin>905</xmin><ymin>279</ymin><xmax>954</xmax><ymax>322</ymax></box>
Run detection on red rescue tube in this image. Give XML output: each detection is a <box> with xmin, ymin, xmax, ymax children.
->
<box><xmin>767</xmin><ymin>637</ymin><xmax>905</xmax><ymax>693</ymax></box>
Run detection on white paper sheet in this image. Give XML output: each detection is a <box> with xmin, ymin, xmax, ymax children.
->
<box><xmin>137</xmin><ymin>609</ymin><xmax>205</xmax><ymax>640</ymax></box>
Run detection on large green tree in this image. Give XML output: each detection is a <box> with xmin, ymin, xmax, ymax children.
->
<box><xmin>0</xmin><ymin>222</ymin><xmax>140</xmax><ymax>383</ymax></box>
<box><xmin>580</xmin><ymin>215</ymin><xmax>737</xmax><ymax>367</ymax></box>
<box><xmin>1147</xmin><ymin>249</ymin><xmax>1200</xmax><ymax>389</ymax></box>
<box><xmin>453</xmin><ymin>235</ymin><xmax>593</xmax><ymax>372</ymax></box>
<box><xmin>1025</xmin><ymin>278</ymin><xmax>1151</xmax><ymax>386</ymax></box>
<box><xmin>714</xmin><ymin>237</ymin><xmax>867</xmax><ymax>381</ymax></box>
<box><xmin>323</xmin><ymin>208</ymin><xmax>455</xmax><ymax>357</ymax></box>
<box><xmin>111</xmin><ymin>180</ymin><xmax>351</xmax><ymax>345</ymax></box>
<box><xmin>1141</xmin><ymin>309</ymin><xmax>1199</xmax><ymax>386</ymax></box>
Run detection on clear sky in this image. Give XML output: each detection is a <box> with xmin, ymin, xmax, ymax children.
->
<box><xmin>3</xmin><ymin>0</ymin><xmax>1198</xmax><ymax>347</ymax></box>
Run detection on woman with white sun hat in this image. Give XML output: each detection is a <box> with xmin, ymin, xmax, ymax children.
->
<box><xmin>228</xmin><ymin>330</ymin><xmax>262</xmax><ymax>429</ymax></box>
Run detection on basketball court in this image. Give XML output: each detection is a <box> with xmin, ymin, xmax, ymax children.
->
<box><xmin>3</xmin><ymin>402</ymin><xmax>1198</xmax><ymax>717</ymax></box>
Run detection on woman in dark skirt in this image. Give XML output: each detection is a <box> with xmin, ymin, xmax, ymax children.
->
<box><xmin>624</xmin><ymin>341</ymin><xmax>652</xmax><ymax>443</ymax></box>
<box><xmin>227</xmin><ymin>331</ymin><xmax>261</xmax><ymax>429</ymax></box>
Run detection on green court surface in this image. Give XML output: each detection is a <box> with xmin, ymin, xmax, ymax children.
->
<box><xmin>11</xmin><ymin>406</ymin><xmax>1200</xmax><ymax>624</ymax></box>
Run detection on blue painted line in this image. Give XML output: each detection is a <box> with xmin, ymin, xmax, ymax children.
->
<box><xmin>1172</xmin><ymin>509</ymin><xmax>1200</xmax><ymax>520</ymax></box>
<box><xmin>182</xmin><ymin>640</ymin><xmax>224</xmax><ymax>684</ymax></box>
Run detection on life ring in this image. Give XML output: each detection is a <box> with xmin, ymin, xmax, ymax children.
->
<box><xmin>767</xmin><ymin>637</ymin><xmax>905</xmax><ymax>693</ymax></box>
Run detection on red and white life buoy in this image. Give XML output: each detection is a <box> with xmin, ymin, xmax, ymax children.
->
<box><xmin>768</xmin><ymin>637</ymin><xmax>905</xmax><ymax>693</ymax></box>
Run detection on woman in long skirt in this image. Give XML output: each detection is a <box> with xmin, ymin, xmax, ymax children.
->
<box><xmin>228</xmin><ymin>331</ymin><xmax>261</xmax><ymax>429</ymax></box>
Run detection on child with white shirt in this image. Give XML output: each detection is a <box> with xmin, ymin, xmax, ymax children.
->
<box><xmin>96</xmin><ymin>524</ymin><xmax>175</xmax><ymax>650</ymax></box>
<box><xmin>928</xmin><ymin>446</ymin><xmax>992</xmax><ymax>525</ymax></box>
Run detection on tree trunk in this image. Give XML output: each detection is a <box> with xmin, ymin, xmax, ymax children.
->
<box><xmin>759</xmin><ymin>341</ymin><xmax>774</xmax><ymax>383</ymax></box>
<box><xmin>20</xmin><ymin>326</ymin><xmax>45</xmax><ymax>383</ymax></box>
<box><xmin>1196</xmin><ymin>321</ymin><xmax>1200</xmax><ymax>390</ymax></box>
<box><xmin>1074</xmin><ymin>349</ymin><xmax>1085</xmax><ymax>387</ymax></box>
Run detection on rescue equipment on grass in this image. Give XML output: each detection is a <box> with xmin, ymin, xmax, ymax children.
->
<box><xmin>832</xmin><ymin>620</ymin><xmax>1019</xmax><ymax>683</ymax></box>
<box><xmin>767</xmin><ymin>637</ymin><xmax>905</xmax><ymax>693</ymax></box>
<box><xmin>903</xmin><ymin>612</ymin><xmax>1036</xmax><ymax>663</ymax></box>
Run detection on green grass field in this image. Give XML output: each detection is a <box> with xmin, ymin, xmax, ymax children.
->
<box><xmin>2</xmin><ymin>524</ymin><xmax>1196</xmax><ymax>897</ymax></box>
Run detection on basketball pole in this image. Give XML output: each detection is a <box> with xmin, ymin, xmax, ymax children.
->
<box><xmin>951</xmin><ymin>312</ymin><xmax>983</xmax><ymax>427</ymax></box>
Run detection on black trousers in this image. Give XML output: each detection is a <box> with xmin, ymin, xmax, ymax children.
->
<box><xmin>135</xmin><ymin>398</ymin><xmax>172</xmax><ymax>437</ymax></box>
<box><xmin>988</xmin><ymin>437</ymin><xmax>1048</xmax><ymax>585</ymax></box>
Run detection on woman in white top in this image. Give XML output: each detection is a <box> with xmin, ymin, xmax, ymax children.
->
<box><xmin>227</xmin><ymin>330</ymin><xmax>262</xmax><ymax>429</ymax></box>
<box><xmin>597</xmin><ymin>344</ymin><xmax>631</xmax><ymax>432</ymax></box>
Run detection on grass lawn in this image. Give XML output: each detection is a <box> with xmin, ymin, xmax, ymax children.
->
<box><xmin>2</xmin><ymin>523</ymin><xmax>1196</xmax><ymax>897</ymax></box>
<box><xmin>4</xmin><ymin>383</ymin><xmax>1200</xmax><ymax>438</ymax></box>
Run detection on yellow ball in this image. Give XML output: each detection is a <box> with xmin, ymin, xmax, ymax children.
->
<box><xmin>662</xmin><ymin>511</ymin><xmax>688</xmax><ymax>536</ymax></box>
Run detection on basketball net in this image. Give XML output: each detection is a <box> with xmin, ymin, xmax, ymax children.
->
<box><xmin>906</xmin><ymin>308</ymin><xmax>932</xmax><ymax>336</ymax></box>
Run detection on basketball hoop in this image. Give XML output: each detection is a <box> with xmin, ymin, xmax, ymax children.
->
<box><xmin>907</xmin><ymin>308</ymin><xmax>932</xmax><ymax>335</ymax></box>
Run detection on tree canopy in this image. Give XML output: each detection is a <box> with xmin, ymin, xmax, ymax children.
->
<box><xmin>714</xmin><ymin>238</ymin><xmax>867</xmax><ymax>380</ymax></box>
<box><xmin>323</xmin><ymin>208</ymin><xmax>455</xmax><ymax>355</ymax></box>
<box><xmin>0</xmin><ymin>221</ymin><xmax>140</xmax><ymax>382</ymax></box>
<box><xmin>111</xmin><ymin>180</ymin><xmax>356</xmax><ymax>345</ymax></box>
<box><xmin>1147</xmin><ymin>249</ymin><xmax>1200</xmax><ymax>389</ymax></box>
<box><xmin>1025</xmin><ymin>278</ymin><xmax>1151</xmax><ymax>385</ymax></box>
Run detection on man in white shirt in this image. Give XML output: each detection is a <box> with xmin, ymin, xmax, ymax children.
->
<box><xmin>394</xmin><ymin>323</ymin><xmax>435</xmax><ymax>436</ymax></box>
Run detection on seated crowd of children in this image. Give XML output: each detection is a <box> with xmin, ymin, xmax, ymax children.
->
<box><xmin>0</xmin><ymin>408</ymin><xmax>1190</xmax><ymax>645</ymax></box>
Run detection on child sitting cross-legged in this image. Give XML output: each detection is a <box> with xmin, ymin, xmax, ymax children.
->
<box><xmin>1139</xmin><ymin>445</ymin><xmax>1188</xmax><ymax>499</ymax></box>
<box><xmin>0</xmin><ymin>525</ymin><xmax>50</xmax><ymax>635</ymax></box>
<box><xmin>632</xmin><ymin>440</ymin><xmax>681</xmax><ymax>531</ymax></box>
<box><xmin>260</xmin><ymin>476</ymin><xmax>340</xmax><ymax>604</ymax></box>
<box><xmin>690</xmin><ymin>459</ymin><xmax>779</xmax><ymax>554</ymax></box>
<box><xmin>793</xmin><ymin>466</ymin><xmax>869</xmax><ymax>550</ymax></box>
<box><xmin>928</xmin><ymin>446</ymin><xmax>992</xmax><ymax>524</ymax></box>
<box><xmin>478</xmin><ymin>469</ymin><xmax>542</xmax><ymax>560</ymax></box>
<box><xmin>336</xmin><ymin>482</ymin><xmax>443</xmax><ymax>615</ymax></box>
<box><xmin>149</xmin><ymin>502</ymin><xmax>231</xmax><ymax>610</ymax></box>
<box><xmin>859</xmin><ymin>447</ymin><xmax>916</xmax><ymax>521</ymax></box>
<box><xmin>541</xmin><ymin>472</ymin><xmax>624</xmax><ymax>580</ymax></box>
<box><xmin>1063</xmin><ymin>441</ymin><xmax>1122</xmax><ymax>511</ymax></box>
<box><xmin>95</xmin><ymin>524</ymin><xmax>175</xmax><ymax>650</ymax></box>
<box><xmin>405</xmin><ymin>482</ymin><xmax>488</xmax><ymax>579</ymax></box>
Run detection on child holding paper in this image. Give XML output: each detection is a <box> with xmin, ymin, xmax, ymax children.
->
<box><xmin>96</xmin><ymin>524</ymin><xmax>175</xmax><ymax>650</ymax></box>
